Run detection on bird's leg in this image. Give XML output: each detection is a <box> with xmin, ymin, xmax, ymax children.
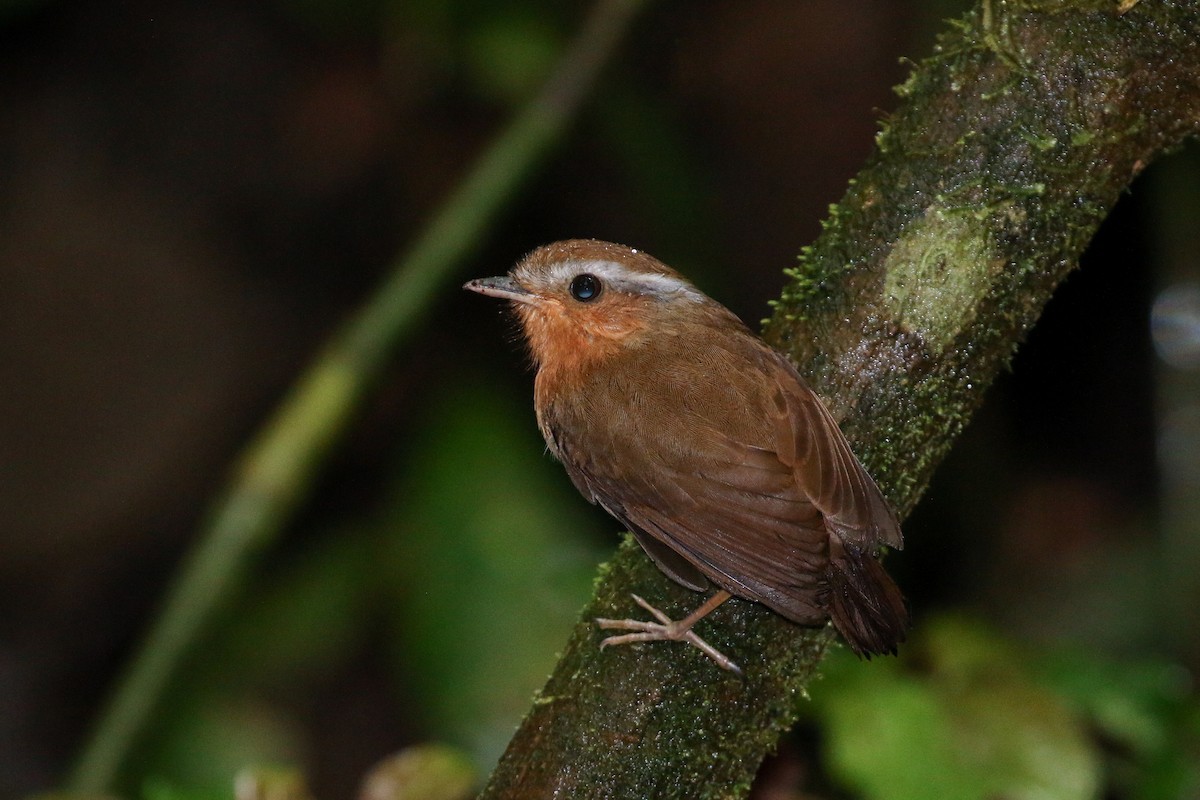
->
<box><xmin>596</xmin><ymin>590</ymin><xmax>740</xmax><ymax>674</ymax></box>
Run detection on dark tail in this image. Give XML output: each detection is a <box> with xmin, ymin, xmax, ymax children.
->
<box><xmin>824</xmin><ymin>538</ymin><xmax>908</xmax><ymax>657</ymax></box>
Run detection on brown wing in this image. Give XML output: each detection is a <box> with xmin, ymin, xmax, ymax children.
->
<box><xmin>764</xmin><ymin>352</ymin><xmax>908</xmax><ymax>654</ymax></box>
<box><xmin>767</xmin><ymin>352</ymin><xmax>902</xmax><ymax>552</ymax></box>
<box><xmin>543</xmin><ymin>330</ymin><xmax>900</xmax><ymax>629</ymax></box>
<box><xmin>559</xmin><ymin>426</ymin><xmax>831</xmax><ymax>624</ymax></box>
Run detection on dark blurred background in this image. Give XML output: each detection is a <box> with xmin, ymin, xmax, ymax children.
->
<box><xmin>1</xmin><ymin>0</ymin><xmax>1197</xmax><ymax>798</ymax></box>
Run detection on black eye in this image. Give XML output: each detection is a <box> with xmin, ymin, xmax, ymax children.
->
<box><xmin>569</xmin><ymin>273</ymin><xmax>602</xmax><ymax>302</ymax></box>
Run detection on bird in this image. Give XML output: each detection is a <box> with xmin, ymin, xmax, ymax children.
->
<box><xmin>464</xmin><ymin>239</ymin><xmax>907</xmax><ymax>673</ymax></box>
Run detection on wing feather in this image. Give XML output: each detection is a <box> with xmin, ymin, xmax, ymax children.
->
<box><xmin>769</xmin><ymin>356</ymin><xmax>903</xmax><ymax>550</ymax></box>
<box><xmin>544</xmin><ymin>327</ymin><xmax>902</xmax><ymax>634</ymax></box>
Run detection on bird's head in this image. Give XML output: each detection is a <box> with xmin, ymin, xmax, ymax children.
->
<box><xmin>465</xmin><ymin>239</ymin><xmax>721</xmax><ymax>375</ymax></box>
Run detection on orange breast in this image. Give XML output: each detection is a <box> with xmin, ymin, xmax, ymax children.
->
<box><xmin>521</xmin><ymin>298</ymin><xmax>653</xmax><ymax>403</ymax></box>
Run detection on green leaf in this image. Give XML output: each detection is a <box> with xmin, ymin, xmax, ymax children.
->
<box><xmin>812</xmin><ymin>616</ymin><xmax>1100</xmax><ymax>800</ymax></box>
<box><xmin>1035</xmin><ymin>649</ymin><xmax>1192</xmax><ymax>756</ymax></box>
<box><xmin>1034</xmin><ymin>648</ymin><xmax>1200</xmax><ymax>800</ymax></box>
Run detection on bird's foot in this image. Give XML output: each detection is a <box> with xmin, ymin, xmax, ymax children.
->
<box><xmin>596</xmin><ymin>593</ymin><xmax>742</xmax><ymax>674</ymax></box>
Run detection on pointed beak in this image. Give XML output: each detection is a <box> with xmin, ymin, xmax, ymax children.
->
<box><xmin>463</xmin><ymin>275</ymin><xmax>535</xmax><ymax>304</ymax></box>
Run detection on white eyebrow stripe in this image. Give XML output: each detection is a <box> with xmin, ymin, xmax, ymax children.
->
<box><xmin>545</xmin><ymin>259</ymin><xmax>704</xmax><ymax>301</ymax></box>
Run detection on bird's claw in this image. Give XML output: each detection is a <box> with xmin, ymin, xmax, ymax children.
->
<box><xmin>596</xmin><ymin>594</ymin><xmax>742</xmax><ymax>675</ymax></box>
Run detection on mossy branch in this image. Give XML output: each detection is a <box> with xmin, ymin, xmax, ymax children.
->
<box><xmin>478</xmin><ymin>2</ymin><xmax>1200</xmax><ymax>798</ymax></box>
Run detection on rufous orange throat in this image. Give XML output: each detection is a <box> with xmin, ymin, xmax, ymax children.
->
<box><xmin>465</xmin><ymin>239</ymin><xmax>907</xmax><ymax>673</ymax></box>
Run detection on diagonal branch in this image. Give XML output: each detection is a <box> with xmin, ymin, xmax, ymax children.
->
<box><xmin>478</xmin><ymin>2</ymin><xmax>1200</xmax><ymax>797</ymax></box>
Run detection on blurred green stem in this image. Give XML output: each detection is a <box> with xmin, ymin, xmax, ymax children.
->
<box><xmin>66</xmin><ymin>0</ymin><xmax>648</xmax><ymax>792</ymax></box>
